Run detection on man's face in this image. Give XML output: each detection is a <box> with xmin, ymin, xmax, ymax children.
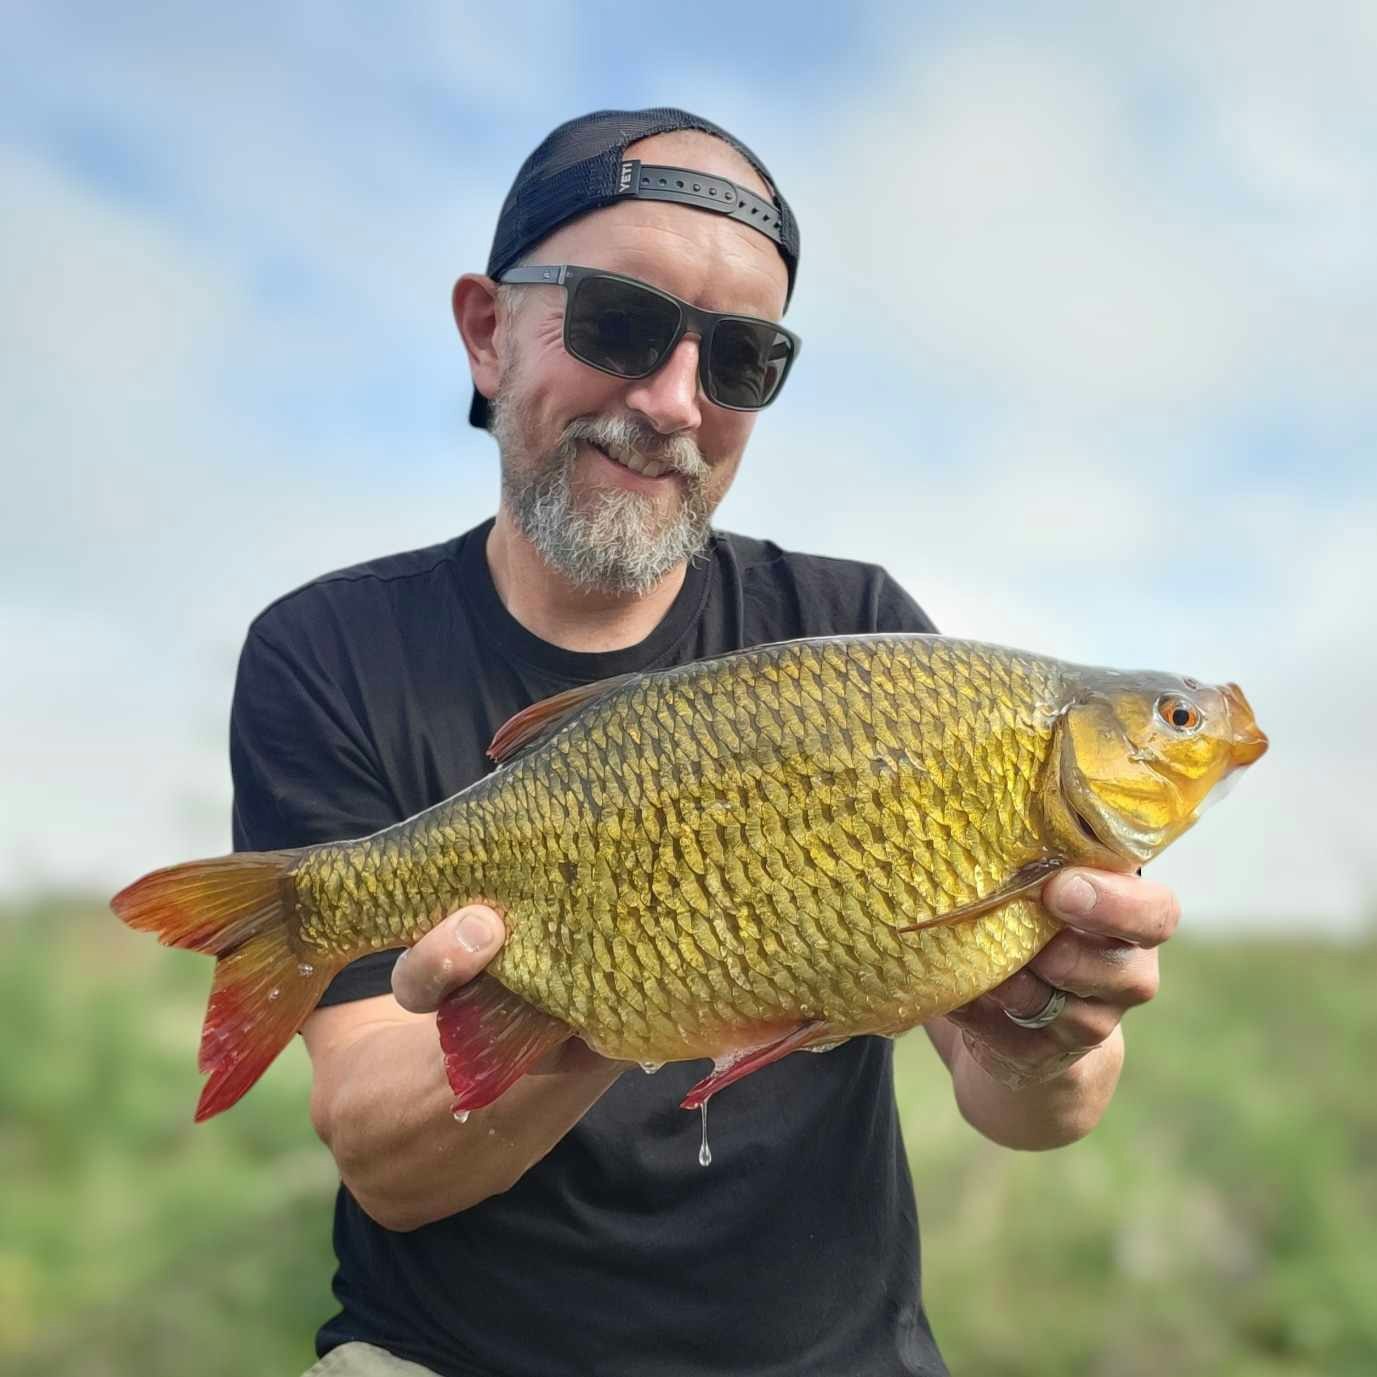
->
<box><xmin>487</xmin><ymin>135</ymin><xmax>790</xmax><ymax>597</ymax></box>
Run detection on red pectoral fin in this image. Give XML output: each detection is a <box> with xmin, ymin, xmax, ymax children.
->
<box><xmin>679</xmin><ymin>1021</ymin><xmax>830</xmax><ymax>1110</ymax></box>
<box><xmin>436</xmin><ymin>976</ymin><xmax>573</xmax><ymax>1113</ymax></box>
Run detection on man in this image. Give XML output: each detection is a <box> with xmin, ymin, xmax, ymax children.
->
<box><xmin>230</xmin><ymin>109</ymin><xmax>1180</xmax><ymax>1377</ymax></box>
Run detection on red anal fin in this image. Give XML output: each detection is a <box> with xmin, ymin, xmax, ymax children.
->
<box><xmin>894</xmin><ymin>858</ymin><xmax>1065</xmax><ymax>935</ymax></box>
<box><xmin>437</xmin><ymin>976</ymin><xmax>573</xmax><ymax>1112</ymax></box>
<box><xmin>487</xmin><ymin>673</ymin><xmax>638</xmax><ymax>764</ymax></box>
<box><xmin>679</xmin><ymin>1020</ymin><xmax>830</xmax><ymax>1111</ymax></box>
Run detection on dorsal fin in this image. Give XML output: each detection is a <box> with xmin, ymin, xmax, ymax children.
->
<box><xmin>487</xmin><ymin>672</ymin><xmax>639</xmax><ymax>765</ymax></box>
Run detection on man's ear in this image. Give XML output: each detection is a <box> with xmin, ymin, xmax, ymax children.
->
<box><xmin>452</xmin><ymin>274</ymin><xmax>502</xmax><ymax>404</ymax></box>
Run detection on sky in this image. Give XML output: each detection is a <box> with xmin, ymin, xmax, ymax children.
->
<box><xmin>3</xmin><ymin>1</ymin><xmax>1374</xmax><ymax>932</ymax></box>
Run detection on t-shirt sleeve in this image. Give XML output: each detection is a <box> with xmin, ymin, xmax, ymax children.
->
<box><xmin>230</xmin><ymin>625</ymin><xmax>400</xmax><ymax>850</ymax></box>
<box><xmin>871</xmin><ymin>568</ymin><xmax>939</xmax><ymax>635</ymax></box>
<box><xmin>229</xmin><ymin>619</ymin><xmax>406</xmax><ymax>1005</ymax></box>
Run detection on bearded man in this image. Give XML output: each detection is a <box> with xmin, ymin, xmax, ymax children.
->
<box><xmin>229</xmin><ymin>109</ymin><xmax>1181</xmax><ymax>1377</ymax></box>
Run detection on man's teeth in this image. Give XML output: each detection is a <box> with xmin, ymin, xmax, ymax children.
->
<box><xmin>599</xmin><ymin>445</ymin><xmax>668</xmax><ymax>479</ymax></box>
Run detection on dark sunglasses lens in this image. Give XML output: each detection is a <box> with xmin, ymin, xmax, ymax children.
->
<box><xmin>566</xmin><ymin>275</ymin><xmax>680</xmax><ymax>378</ymax></box>
<box><xmin>708</xmin><ymin>320</ymin><xmax>794</xmax><ymax>408</ymax></box>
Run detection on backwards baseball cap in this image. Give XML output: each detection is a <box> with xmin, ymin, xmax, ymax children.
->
<box><xmin>469</xmin><ymin>106</ymin><xmax>800</xmax><ymax>429</ymax></box>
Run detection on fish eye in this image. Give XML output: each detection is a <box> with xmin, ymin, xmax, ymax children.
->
<box><xmin>1156</xmin><ymin>694</ymin><xmax>1202</xmax><ymax>733</ymax></box>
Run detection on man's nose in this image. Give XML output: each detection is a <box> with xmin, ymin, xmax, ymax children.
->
<box><xmin>623</xmin><ymin>335</ymin><xmax>703</xmax><ymax>435</ymax></box>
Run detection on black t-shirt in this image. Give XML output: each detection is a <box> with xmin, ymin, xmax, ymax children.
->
<box><xmin>230</xmin><ymin>518</ymin><xmax>949</xmax><ymax>1377</ymax></box>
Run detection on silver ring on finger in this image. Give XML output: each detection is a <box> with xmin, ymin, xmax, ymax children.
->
<box><xmin>1005</xmin><ymin>985</ymin><xmax>1068</xmax><ymax>1030</ymax></box>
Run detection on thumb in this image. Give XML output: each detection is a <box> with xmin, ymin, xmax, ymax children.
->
<box><xmin>450</xmin><ymin>905</ymin><xmax>504</xmax><ymax>956</ymax></box>
<box><xmin>392</xmin><ymin>904</ymin><xmax>506</xmax><ymax>1013</ymax></box>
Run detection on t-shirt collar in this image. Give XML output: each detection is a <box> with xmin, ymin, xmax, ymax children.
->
<box><xmin>457</xmin><ymin>516</ymin><xmax>715</xmax><ymax>685</ymax></box>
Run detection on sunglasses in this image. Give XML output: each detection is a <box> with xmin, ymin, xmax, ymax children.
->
<box><xmin>496</xmin><ymin>264</ymin><xmax>801</xmax><ymax>411</ymax></box>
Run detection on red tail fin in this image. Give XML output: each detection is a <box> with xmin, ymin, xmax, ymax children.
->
<box><xmin>111</xmin><ymin>853</ymin><xmax>333</xmax><ymax>1121</ymax></box>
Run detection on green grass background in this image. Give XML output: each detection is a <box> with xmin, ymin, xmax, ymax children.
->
<box><xmin>4</xmin><ymin>896</ymin><xmax>1373</xmax><ymax>1376</ymax></box>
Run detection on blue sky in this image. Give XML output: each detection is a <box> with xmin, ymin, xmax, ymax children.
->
<box><xmin>4</xmin><ymin>1</ymin><xmax>1374</xmax><ymax>929</ymax></box>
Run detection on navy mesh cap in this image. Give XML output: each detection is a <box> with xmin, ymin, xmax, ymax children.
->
<box><xmin>470</xmin><ymin>107</ymin><xmax>799</xmax><ymax>429</ymax></box>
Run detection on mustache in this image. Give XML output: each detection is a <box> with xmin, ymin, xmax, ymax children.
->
<box><xmin>561</xmin><ymin>415</ymin><xmax>710</xmax><ymax>480</ymax></box>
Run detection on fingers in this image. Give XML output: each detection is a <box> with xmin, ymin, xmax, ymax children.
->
<box><xmin>944</xmin><ymin>996</ymin><xmax>1104</xmax><ymax>1088</ymax></box>
<box><xmin>953</xmin><ymin>935</ymin><xmax>1150</xmax><ymax>1084</ymax></box>
<box><xmin>941</xmin><ymin>869</ymin><xmax>1177</xmax><ymax>1088</ymax></box>
<box><xmin>977</xmin><ymin>974</ymin><xmax>1124</xmax><ymax>1053</ymax></box>
<box><xmin>979</xmin><ymin>968</ymin><xmax>1056</xmax><ymax>1023</ymax></box>
<box><xmin>1042</xmin><ymin>868</ymin><xmax>1181</xmax><ymax>947</ymax></box>
<box><xmin>1028</xmin><ymin>929</ymin><xmax>1160</xmax><ymax>1008</ymax></box>
<box><xmin>391</xmin><ymin>905</ymin><xmax>506</xmax><ymax>1014</ymax></box>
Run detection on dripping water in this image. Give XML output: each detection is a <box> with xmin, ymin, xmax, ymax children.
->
<box><xmin>698</xmin><ymin>1102</ymin><xmax>712</xmax><ymax>1168</ymax></box>
<box><xmin>452</xmin><ymin>1109</ymin><xmax>470</xmax><ymax>1124</ymax></box>
<box><xmin>640</xmin><ymin>1061</ymin><xmax>662</xmax><ymax>1076</ymax></box>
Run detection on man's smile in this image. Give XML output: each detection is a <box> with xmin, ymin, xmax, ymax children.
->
<box><xmin>583</xmin><ymin>439</ymin><xmax>680</xmax><ymax>486</ymax></box>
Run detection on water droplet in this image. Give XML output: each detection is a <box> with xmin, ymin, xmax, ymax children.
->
<box><xmin>640</xmin><ymin>1061</ymin><xmax>662</xmax><ymax>1075</ymax></box>
<box><xmin>297</xmin><ymin>962</ymin><xmax>315</xmax><ymax>977</ymax></box>
<box><xmin>452</xmin><ymin>1109</ymin><xmax>470</xmax><ymax>1124</ymax></box>
<box><xmin>697</xmin><ymin>1102</ymin><xmax>712</xmax><ymax>1168</ymax></box>
<box><xmin>267</xmin><ymin>987</ymin><xmax>281</xmax><ymax>1001</ymax></box>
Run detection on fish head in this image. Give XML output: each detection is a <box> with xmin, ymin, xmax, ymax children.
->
<box><xmin>1043</xmin><ymin>670</ymin><xmax>1268</xmax><ymax>868</ymax></box>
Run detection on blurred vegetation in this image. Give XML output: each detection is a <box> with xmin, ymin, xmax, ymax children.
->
<box><xmin>3</xmin><ymin>895</ymin><xmax>1373</xmax><ymax>1377</ymax></box>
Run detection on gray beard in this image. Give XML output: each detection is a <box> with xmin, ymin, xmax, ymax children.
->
<box><xmin>492</xmin><ymin>401</ymin><xmax>714</xmax><ymax>598</ymax></box>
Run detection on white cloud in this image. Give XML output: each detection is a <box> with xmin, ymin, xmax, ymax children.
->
<box><xmin>2</xmin><ymin>2</ymin><xmax>1373</xmax><ymax>934</ymax></box>
<box><xmin>725</xmin><ymin>5</ymin><xmax>1377</xmax><ymax>928</ymax></box>
<box><xmin>1</xmin><ymin>137</ymin><xmax>493</xmax><ymax>891</ymax></box>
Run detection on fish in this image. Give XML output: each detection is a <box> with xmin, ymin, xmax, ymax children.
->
<box><xmin>110</xmin><ymin>634</ymin><xmax>1267</xmax><ymax>1123</ymax></box>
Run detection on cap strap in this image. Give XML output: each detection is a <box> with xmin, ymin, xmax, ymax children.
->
<box><xmin>616</xmin><ymin>161</ymin><xmax>785</xmax><ymax>247</ymax></box>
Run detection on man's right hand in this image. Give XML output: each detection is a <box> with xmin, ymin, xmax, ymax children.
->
<box><xmin>301</xmin><ymin>904</ymin><xmax>625</xmax><ymax>1232</ymax></box>
<box><xmin>390</xmin><ymin>904</ymin><xmax>618</xmax><ymax>1078</ymax></box>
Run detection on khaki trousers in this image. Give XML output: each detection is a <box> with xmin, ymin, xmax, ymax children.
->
<box><xmin>303</xmin><ymin>1342</ymin><xmax>442</xmax><ymax>1375</ymax></box>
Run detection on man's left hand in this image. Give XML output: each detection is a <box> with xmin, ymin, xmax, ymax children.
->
<box><xmin>944</xmin><ymin>868</ymin><xmax>1180</xmax><ymax>1090</ymax></box>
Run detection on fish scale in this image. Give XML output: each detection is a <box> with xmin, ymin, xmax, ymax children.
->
<box><xmin>112</xmin><ymin>632</ymin><xmax>1267</xmax><ymax>1122</ymax></box>
<box><xmin>309</xmin><ymin>636</ymin><xmax>1062</xmax><ymax>1059</ymax></box>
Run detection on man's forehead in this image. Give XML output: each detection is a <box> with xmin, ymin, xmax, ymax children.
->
<box><xmin>524</xmin><ymin>133</ymin><xmax>789</xmax><ymax>315</ymax></box>
<box><xmin>534</xmin><ymin>206</ymin><xmax>788</xmax><ymax>316</ymax></box>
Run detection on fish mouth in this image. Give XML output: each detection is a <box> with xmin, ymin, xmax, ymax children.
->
<box><xmin>1068</xmin><ymin>794</ymin><xmax>1146</xmax><ymax>864</ymax></box>
<box><xmin>1069</xmin><ymin>800</ymin><xmax>1103</xmax><ymax>847</ymax></box>
<box><xmin>1222</xmin><ymin>682</ymin><xmax>1268</xmax><ymax>767</ymax></box>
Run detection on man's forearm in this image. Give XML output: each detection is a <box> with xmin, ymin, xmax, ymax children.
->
<box><xmin>926</xmin><ymin>1017</ymin><xmax>1124</xmax><ymax>1150</ymax></box>
<box><xmin>309</xmin><ymin>1012</ymin><xmax>625</xmax><ymax>1231</ymax></box>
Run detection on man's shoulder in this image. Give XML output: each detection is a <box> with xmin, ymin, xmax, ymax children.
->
<box><xmin>246</xmin><ymin>532</ymin><xmax>469</xmax><ymax>648</ymax></box>
<box><xmin>713</xmin><ymin>530</ymin><xmax>937</xmax><ymax>636</ymax></box>
<box><xmin>715</xmin><ymin>529</ymin><xmax>887</xmax><ymax>582</ymax></box>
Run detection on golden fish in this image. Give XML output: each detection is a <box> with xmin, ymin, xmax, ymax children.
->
<box><xmin>111</xmin><ymin>634</ymin><xmax>1267</xmax><ymax>1121</ymax></box>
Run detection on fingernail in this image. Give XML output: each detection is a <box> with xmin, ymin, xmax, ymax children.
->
<box><xmin>455</xmin><ymin>911</ymin><xmax>496</xmax><ymax>952</ymax></box>
<box><xmin>1054</xmin><ymin>875</ymin><xmax>1097</xmax><ymax>917</ymax></box>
